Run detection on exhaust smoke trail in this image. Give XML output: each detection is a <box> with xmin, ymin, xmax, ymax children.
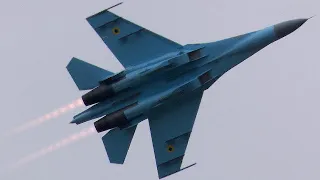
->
<box><xmin>9</xmin><ymin>126</ymin><xmax>96</xmax><ymax>170</ymax></box>
<box><xmin>7</xmin><ymin>98</ymin><xmax>84</xmax><ymax>136</ymax></box>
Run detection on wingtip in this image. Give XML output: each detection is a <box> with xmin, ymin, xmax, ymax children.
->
<box><xmin>86</xmin><ymin>2</ymin><xmax>123</xmax><ymax>20</ymax></box>
<box><xmin>106</xmin><ymin>2</ymin><xmax>123</xmax><ymax>11</ymax></box>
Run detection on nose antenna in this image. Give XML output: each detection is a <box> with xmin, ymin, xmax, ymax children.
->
<box><xmin>308</xmin><ymin>15</ymin><xmax>316</xmax><ymax>20</ymax></box>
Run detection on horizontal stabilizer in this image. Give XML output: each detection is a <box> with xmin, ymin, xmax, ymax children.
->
<box><xmin>66</xmin><ymin>57</ymin><xmax>114</xmax><ymax>90</ymax></box>
<box><xmin>102</xmin><ymin>125</ymin><xmax>137</xmax><ymax>164</ymax></box>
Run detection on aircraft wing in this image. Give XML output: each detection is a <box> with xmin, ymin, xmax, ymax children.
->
<box><xmin>147</xmin><ymin>90</ymin><xmax>203</xmax><ymax>179</ymax></box>
<box><xmin>86</xmin><ymin>4</ymin><xmax>182</xmax><ymax>68</ymax></box>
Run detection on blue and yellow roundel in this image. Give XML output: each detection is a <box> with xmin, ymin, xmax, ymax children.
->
<box><xmin>112</xmin><ymin>27</ymin><xmax>120</xmax><ymax>35</ymax></box>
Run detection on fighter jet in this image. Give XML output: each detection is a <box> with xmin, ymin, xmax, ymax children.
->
<box><xmin>67</xmin><ymin>2</ymin><xmax>309</xmax><ymax>179</ymax></box>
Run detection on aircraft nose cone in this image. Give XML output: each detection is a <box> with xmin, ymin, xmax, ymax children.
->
<box><xmin>274</xmin><ymin>18</ymin><xmax>308</xmax><ymax>39</ymax></box>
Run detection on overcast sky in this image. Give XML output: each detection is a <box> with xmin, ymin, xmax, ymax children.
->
<box><xmin>0</xmin><ymin>0</ymin><xmax>319</xmax><ymax>179</ymax></box>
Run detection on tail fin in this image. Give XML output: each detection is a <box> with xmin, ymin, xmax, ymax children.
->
<box><xmin>66</xmin><ymin>57</ymin><xmax>114</xmax><ymax>90</ymax></box>
<box><xmin>102</xmin><ymin>125</ymin><xmax>137</xmax><ymax>164</ymax></box>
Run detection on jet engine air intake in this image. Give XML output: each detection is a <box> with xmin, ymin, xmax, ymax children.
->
<box><xmin>94</xmin><ymin>103</ymin><xmax>137</xmax><ymax>132</ymax></box>
<box><xmin>82</xmin><ymin>84</ymin><xmax>115</xmax><ymax>106</ymax></box>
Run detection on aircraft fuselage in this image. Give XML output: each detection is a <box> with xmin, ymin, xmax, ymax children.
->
<box><xmin>72</xmin><ymin>19</ymin><xmax>307</xmax><ymax>133</ymax></box>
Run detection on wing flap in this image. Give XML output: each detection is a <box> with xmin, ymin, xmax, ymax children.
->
<box><xmin>148</xmin><ymin>90</ymin><xmax>203</xmax><ymax>178</ymax></box>
<box><xmin>86</xmin><ymin>6</ymin><xmax>182</xmax><ymax>68</ymax></box>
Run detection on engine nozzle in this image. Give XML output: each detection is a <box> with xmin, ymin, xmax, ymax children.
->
<box><xmin>93</xmin><ymin>103</ymin><xmax>137</xmax><ymax>132</ymax></box>
<box><xmin>94</xmin><ymin>111</ymin><xmax>128</xmax><ymax>133</ymax></box>
<box><xmin>82</xmin><ymin>84</ymin><xmax>115</xmax><ymax>106</ymax></box>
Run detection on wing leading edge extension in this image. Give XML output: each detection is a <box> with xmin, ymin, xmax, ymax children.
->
<box><xmin>148</xmin><ymin>90</ymin><xmax>203</xmax><ymax>178</ymax></box>
<box><xmin>86</xmin><ymin>3</ymin><xmax>182</xmax><ymax>68</ymax></box>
